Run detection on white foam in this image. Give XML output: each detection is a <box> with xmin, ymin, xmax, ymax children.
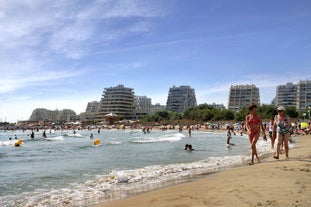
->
<box><xmin>0</xmin><ymin>140</ymin><xmax>15</xmax><ymax>146</ymax></box>
<box><xmin>107</xmin><ymin>141</ymin><xmax>122</xmax><ymax>145</ymax></box>
<box><xmin>131</xmin><ymin>133</ymin><xmax>184</xmax><ymax>144</ymax></box>
<box><xmin>70</xmin><ymin>133</ymin><xmax>83</xmax><ymax>137</ymax></box>
<box><xmin>44</xmin><ymin>136</ymin><xmax>64</xmax><ymax>141</ymax></box>
<box><xmin>62</xmin><ymin>133</ymin><xmax>83</xmax><ymax>138</ymax></box>
<box><xmin>1</xmin><ymin>154</ymin><xmax>248</xmax><ymax>207</ymax></box>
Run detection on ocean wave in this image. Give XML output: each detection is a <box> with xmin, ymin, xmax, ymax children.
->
<box><xmin>107</xmin><ymin>141</ymin><xmax>122</xmax><ymax>145</ymax></box>
<box><xmin>131</xmin><ymin>133</ymin><xmax>185</xmax><ymax>144</ymax></box>
<box><xmin>0</xmin><ymin>155</ymin><xmax>249</xmax><ymax>207</ymax></box>
<box><xmin>62</xmin><ymin>133</ymin><xmax>84</xmax><ymax>138</ymax></box>
<box><xmin>0</xmin><ymin>130</ymin><xmax>287</xmax><ymax>207</ymax></box>
<box><xmin>44</xmin><ymin>136</ymin><xmax>64</xmax><ymax>141</ymax></box>
<box><xmin>0</xmin><ymin>140</ymin><xmax>15</xmax><ymax>146</ymax></box>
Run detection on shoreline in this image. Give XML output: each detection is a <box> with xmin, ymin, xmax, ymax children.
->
<box><xmin>97</xmin><ymin>135</ymin><xmax>311</xmax><ymax>207</ymax></box>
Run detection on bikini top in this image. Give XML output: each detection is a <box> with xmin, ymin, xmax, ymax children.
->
<box><xmin>247</xmin><ymin>115</ymin><xmax>261</xmax><ymax>125</ymax></box>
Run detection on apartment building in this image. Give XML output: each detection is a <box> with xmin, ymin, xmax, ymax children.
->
<box><xmin>96</xmin><ymin>85</ymin><xmax>136</xmax><ymax>122</ymax></box>
<box><xmin>135</xmin><ymin>96</ymin><xmax>152</xmax><ymax>114</ymax></box>
<box><xmin>228</xmin><ymin>84</ymin><xmax>260</xmax><ymax>111</ymax></box>
<box><xmin>296</xmin><ymin>80</ymin><xmax>311</xmax><ymax>111</ymax></box>
<box><xmin>275</xmin><ymin>82</ymin><xmax>297</xmax><ymax>108</ymax></box>
<box><xmin>166</xmin><ymin>85</ymin><xmax>197</xmax><ymax>113</ymax></box>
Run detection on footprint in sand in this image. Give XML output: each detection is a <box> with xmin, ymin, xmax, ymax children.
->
<box><xmin>299</xmin><ymin>168</ymin><xmax>310</xmax><ymax>172</ymax></box>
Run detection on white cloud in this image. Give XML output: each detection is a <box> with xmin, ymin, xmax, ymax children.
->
<box><xmin>0</xmin><ymin>67</ymin><xmax>83</xmax><ymax>94</ymax></box>
<box><xmin>0</xmin><ymin>0</ymin><xmax>164</xmax><ymax>59</ymax></box>
<box><xmin>0</xmin><ymin>0</ymin><xmax>164</xmax><ymax>92</ymax></box>
<box><xmin>0</xmin><ymin>0</ymin><xmax>167</xmax><ymax>122</ymax></box>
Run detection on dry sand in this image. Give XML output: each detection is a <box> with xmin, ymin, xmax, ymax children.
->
<box><xmin>99</xmin><ymin>135</ymin><xmax>311</xmax><ymax>207</ymax></box>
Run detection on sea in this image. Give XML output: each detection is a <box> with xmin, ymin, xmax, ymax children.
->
<box><xmin>0</xmin><ymin>128</ymin><xmax>281</xmax><ymax>207</ymax></box>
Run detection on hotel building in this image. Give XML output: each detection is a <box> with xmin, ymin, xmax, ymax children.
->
<box><xmin>96</xmin><ymin>85</ymin><xmax>136</xmax><ymax>122</ymax></box>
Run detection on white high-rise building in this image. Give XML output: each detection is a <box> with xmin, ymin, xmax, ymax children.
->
<box><xmin>228</xmin><ymin>84</ymin><xmax>260</xmax><ymax>111</ymax></box>
<box><xmin>166</xmin><ymin>85</ymin><xmax>197</xmax><ymax>113</ymax></box>
<box><xmin>296</xmin><ymin>80</ymin><xmax>311</xmax><ymax>111</ymax></box>
<box><xmin>135</xmin><ymin>96</ymin><xmax>152</xmax><ymax>114</ymax></box>
<box><xmin>276</xmin><ymin>82</ymin><xmax>297</xmax><ymax>108</ymax></box>
<box><xmin>81</xmin><ymin>101</ymin><xmax>99</xmax><ymax>124</ymax></box>
<box><xmin>86</xmin><ymin>101</ymin><xmax>99</xmax><ymax>113</ymax></box>
<box><xmin>96</xmin><ymin>85</ymin><xmax>136</xmax><ymax>122</ymax></box>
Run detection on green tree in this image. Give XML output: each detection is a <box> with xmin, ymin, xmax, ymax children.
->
<box><xmin>285</xmin><ymin>106</ymin><xmax>299</xmax><ymax>118</ymax></box>
<box><xmin>202</xmin><ymin>110</ymin><xmax>214</xmax><ymax>121</ymax></box>
<box><xmin>223</xmin><ymin>110</ymin><xmax>235</xmax><ymax>120</ymax></box>
<box><xmin>168</xmin><ymin>111</ymin><xmax>183</xmax><ymax>120</ymax></box>
<box><xmin>258</xmin><ymin>104</ymin><xmax>277</xmax><ymax>119</ymax></box>
<box><xmin>183</xmin><ymin>107</ymin><xmax>195</xmax><ymax>120</ymax></box>
<box><xmin>235</xmin><ymin>107</ymin><xmax>249</xmax><ymax>122</ymax></box>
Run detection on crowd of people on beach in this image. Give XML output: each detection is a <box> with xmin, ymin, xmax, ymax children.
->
<box><xmin>3</xmin><ymin>104</ymin><xmax>311</xmax><ymax>165</ymax></box>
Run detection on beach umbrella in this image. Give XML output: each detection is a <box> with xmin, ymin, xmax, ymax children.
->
<box><xmin>104</xmin><ymin>113</ymin><xmax>119</xmax><ymax>125</ymax></box>
<box><xmin>300</xmin><ymin>122</ymin><xmax>309</xmax><ymax>129</ymax></box>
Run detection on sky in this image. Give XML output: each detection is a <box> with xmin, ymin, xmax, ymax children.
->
<box><xmin>0</xmin><ymin>0</ymin><xmax>311</xmax><ymax>123</ymax></box>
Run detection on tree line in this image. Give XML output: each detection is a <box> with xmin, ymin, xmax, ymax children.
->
<box><xmin>142</xmin><ymin>104</ymin><xmax>306</xmax><ymax>124</ymax></box>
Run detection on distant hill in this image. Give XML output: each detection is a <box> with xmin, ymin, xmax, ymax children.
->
<box><xmin>29</xmin><ymin>108</ymin><xmax>76</xmax><ymax>122</ymax></box>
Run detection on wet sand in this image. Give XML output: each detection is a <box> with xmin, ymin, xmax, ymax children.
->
<box><xmin>99</xmin><ymin>135</ymin><xmax>311</xmax><ymax>207</ymax></box>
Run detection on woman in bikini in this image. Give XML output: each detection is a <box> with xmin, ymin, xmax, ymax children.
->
<box><xmin>245</xmin><ymin>104</ymin><xmax>267</xmax><ymax>165</ymax></box>
<box><xmin>272</xmin><ymin>106</ymin><xmax>291</xmax><ymax>159</ymax></box>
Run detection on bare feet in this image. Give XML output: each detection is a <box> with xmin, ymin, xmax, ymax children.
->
<box><xmin>273</xmin><ymin>156</ymin><xmax>279</xmax><ymax>159</ymax></box>
<box><xmin>248</xmin><ymin>161</ymin><xmax>254</xmax><ymax>165</ymax></box>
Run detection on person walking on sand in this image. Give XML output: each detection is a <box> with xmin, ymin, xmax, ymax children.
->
<box><xmin>245</xmin><ymin>104</ymin><xmax>267</xmax><ymax>165</ymax></box>
<box><xmin>272</xmin><ymin>106</ymin><xmax>291</xmax><ymax>159</ymax></box>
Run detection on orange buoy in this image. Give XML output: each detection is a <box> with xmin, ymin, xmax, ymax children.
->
<box><xmin>14</xmin><ymin>139</ymin><xmax>23</xmax><ymax>147</ymax></box>
<box><xmin>93</xmin><ymin>139</ymin><xmax>101</xmax><ymax>146</ymax></box>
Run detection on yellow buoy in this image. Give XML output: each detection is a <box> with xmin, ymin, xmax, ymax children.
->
<box><xmin>14</xmin><ymin>139</ymin><xmax>23</xmax><ymax>147</ymax></box>
<box><xmin>93</xmin><ymin>139</ymin><xmax>101</xmax><ymax>146</ymax></box>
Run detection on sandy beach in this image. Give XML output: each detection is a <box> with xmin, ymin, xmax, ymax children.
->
<box><xmin>99</xmin><ymin>135</ymin><xmax>311</xmax><ymax>207</ymax></box>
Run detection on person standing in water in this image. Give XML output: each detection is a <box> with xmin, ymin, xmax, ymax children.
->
<box><xmin>42</xmin><ymin>130</ymin><xmax>47</xmax><ymax>138</ymax></box>
<box><xmin>268</xmin><ymin>117</ymin><xmax>275</xmax><ymax>149</ymax></box>
<box><xmin>226</xmin><ymin>126</ymin><xmax>232</xmax><ymax>145</ymax></box>
<box><xmin>30</xmin><ymin>130</ymin><xmax>35</xmax><ymax>139</ymax></box>
<box><xmin>187</xmin><ymin>125</ymin><xmax>192</xmax><ymax>138</ymax></box>
<box><xmin>245</xmin><ymin>104</ymin><xmax>267</xmax><ymax>165</ymax></box>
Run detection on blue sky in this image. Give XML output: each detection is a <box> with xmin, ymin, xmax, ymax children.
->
<box><xmin>0</xmin><ymin>0</ymin><xmax>311</xmax><ymax>122</ymax></box>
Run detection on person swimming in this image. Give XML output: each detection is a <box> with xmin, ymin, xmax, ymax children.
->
<box><xmin>184</xmin><ymin>144</ymin><xmax>194</xmax><ymax>151</ymax></box>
